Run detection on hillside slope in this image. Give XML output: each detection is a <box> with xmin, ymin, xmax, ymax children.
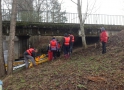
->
<box><xmin>2</xmin><ymin>30</ymin><xmax>124</xmax><ymax>90</ymax></box>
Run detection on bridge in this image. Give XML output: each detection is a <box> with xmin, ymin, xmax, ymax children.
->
<box><xmin>2</xmin><ymin>10</ymin><xmax>124</xmax><ymax>59</ymax></box>
<box><xmin>2</xmin><ymin>9</ymin><xmax>124</xmax><ymax>36</ymax></box>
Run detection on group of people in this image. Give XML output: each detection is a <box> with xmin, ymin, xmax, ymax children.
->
<box><xmin>23</xmin><ymin>27</ymin><xmax>108</xmax><ymax>69</ymax></box>
<box><xmin>23</xmin><ymin>32</ymin><xmax>75</xmax><ymax>69</ymax></box>
<box><xmin>48</xmin><ymin>32</ymin><xmax>75</xmax><ymax>60</ymax></box>
<box><xmin>48</xmin><ymin>37</ymin><xmax>61</xmax><ymax>60</ymax></box>
<box><xmin>62</xmin><ymin>32</ymin><xmax>74</xmax><ymax>59</ymax></box>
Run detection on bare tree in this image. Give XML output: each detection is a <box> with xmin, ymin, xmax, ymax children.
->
<box><xmin>0</xmin><ymin>0</ymin><xmax>6</xmax><ymax>77</ymax></box>
<box><xmin>32</xmin><ymin>0</ymin><xmax>67</xmax><ymax>22</ymax></box>
<box><xmin>77</xmin><ymin>0</ymin><xmax>87</xmax><ymax>48</ymax></box>
<box><xmin>70</xmin><ymin>0</ymin><xmax>87</xmax><ymax>48</ymax></box>
<box><xmin>33</xmin><ymin>0</ymin><xmax>45</xmax><ymax>22</ymax></box>
<box><xmin>7</xmin><ymin>0</ymin><xmax>17</xmax><ymax>74</ymax></box>
<box><xmin>3</xmin><ymin>0</ymin><xmax>66</xmax><ymax>22</ymax></box>
<box><xmin>71</xmin><ymin>0</ymin><xmax>96</xmax><ymax>48</ymax></box>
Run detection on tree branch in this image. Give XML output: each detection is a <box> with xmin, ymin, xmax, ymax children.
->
<box><xmin>89</xmin><ymin>0</ymin><xmax>97</xmax><ymax>15</ymax></box>
<box><xmin>3</xmin><ymin>0</ymin><xmax>11</xmax><ymax>10</ymax></box>
<box><xmin>71</xmin><ymin>0</ymin><xmax>77</xmax><ymax>5</ymax></box>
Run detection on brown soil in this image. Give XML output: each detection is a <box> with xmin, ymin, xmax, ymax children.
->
<box><xmin>2</xmin><ymin>30</ymin><xmax>124</xmax><ymax>90</ymax></box>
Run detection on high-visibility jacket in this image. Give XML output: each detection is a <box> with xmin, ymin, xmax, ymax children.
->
<box><xmin>100</xmin><ymin>31</ymin><xmax>108</xmax><ymax>43</ymax></box>
<box><xmin>50</xmin><ymin>40</ymin><xmax>57</xmax><ymax>48</ymax></box>
<box><xmin>64</xmin><ymin>37</ymin><xmax>70</xmax><ymax>45</ymax></box>
<box><xmin>26</xmin><ymin>48</ymin><xmax>35</xmax><ymax>56</ymax></box>
<box><xmin>50</xmin><ymin>40</ymin><xmax>57</xmax><ymax>50</ymax></box>
<box><xmin>70</xmin><ymin>34</ymin><xmax>74</xmax><ymax>42</ymax></box>
<box><xmin>57</xmin><ymin>43</ymin><xmax>61</xmax><ymax>49</ymax></box>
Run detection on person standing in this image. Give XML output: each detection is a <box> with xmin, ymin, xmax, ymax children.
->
<box><xmin>50</xmin><ymin>37</ymin><xmax>58</xmax><ymax>60</ymax></box>
<box><xmin>100</xmin><ymin>27</ymin><xmax>108</xmax><ymax>54</ymax></box>
<box><xmin>63</xmin><ymin>33</ymin><xmax>70</xmax><ymax>59</ymax></box>
<box><xmin>56</xmin><ymin>40</ymin><xmax>61</xmax><ymax>57</ymax></box>
<box><xmin>68</xmin><ymin>32</ymin><xmax>75</xmax><ymax>54</ymax></box>
<box><xmin>23</xmin><ymin>47</ymin><xmax>37</xmax><ymax>69</ymax></box>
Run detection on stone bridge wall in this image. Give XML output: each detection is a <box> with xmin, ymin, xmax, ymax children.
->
<box><xmin>2</xmin><ymin>21</ymin><xmax>124</xmax><ymax>59</ymax></box>
<box><xmin>3</xmin><ymin>21</ymin><xmax>124</xmax><ymax>36</ymax></box>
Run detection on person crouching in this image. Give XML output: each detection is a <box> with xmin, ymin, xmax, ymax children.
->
<box><xmin>23</xmin><ymin>47</ymin><xmax>37</xmax><ymax>69</ymax></box>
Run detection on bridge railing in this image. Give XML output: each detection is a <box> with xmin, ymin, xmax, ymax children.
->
<box><xmin>65</xmin><ymin>13</ymin><xmax>124</xmax><ymax>25</ymax></box>
<box><xmin>2</xmin><ymin>9</ymin><xmax>124</xmax><ymax>25</ymax></box>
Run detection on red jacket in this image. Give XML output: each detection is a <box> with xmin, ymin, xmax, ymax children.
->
<box><xmin>64</xmin><ymin>36</ymin><xmax>70</xmax><ymax>45</ymax></box>
<box><xmin>70</xmin><ymin>34</ymin><xmax>74</xmax><ymax>42</ymax></box>
<box><xmin>57</xmin><ymin>43</ymin><xmax>61</xmax><ymax>49</ymax></box>
<box><xmin>26</xmin><ymin>48</ymin><xmax>35</xmax><ymax>56</ymax></box>
<box><xmin>100</xmin><ymin>31</ymin><xmax>108</xmax><ymax>43</ymax></box>
<box><xmin>50</xmin><ymin>40</ymin><xmax>57</xmax><ymax>48</ymax></box>
<box><xmin>50</xmin><ymin>39</ymin><xmax>57</xmax><ymax>50</ymax></box>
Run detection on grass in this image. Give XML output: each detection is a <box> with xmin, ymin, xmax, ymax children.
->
<box><xmin>2</xmin><ymin>46</ymin><xmax>124</xmax><ymax>90</ymax></box>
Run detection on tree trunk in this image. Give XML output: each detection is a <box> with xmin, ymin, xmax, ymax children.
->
<box><xmin>77</xmin><ymin>0</ymin><xmax>87</xmax><ymax>48</ymax></box>
<box><xmin>0</xmin><ymin>0</ymin><xmax>6</xmax><ymax>77</ymax></box>
<box><xmin>7</xmin><ymin>0</ymin><xmax>17</xmax><ymax>74</ymax></box>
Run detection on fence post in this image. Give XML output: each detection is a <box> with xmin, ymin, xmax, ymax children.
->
<box><xmin>0</xmin><ymin>80</ymin><xmax>3</xmax><ymax>90</ymax></box>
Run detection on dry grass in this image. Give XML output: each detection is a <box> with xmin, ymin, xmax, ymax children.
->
<box><xmin>2</xmin><ymin>30</ymin><xmax>124</xmax><ymax>90</ymax></box>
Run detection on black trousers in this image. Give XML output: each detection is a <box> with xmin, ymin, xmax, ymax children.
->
<box><xmin>102</xmin><ymin>42</ymin><xmax>106</xmax><ymax>54</ymax></box>
<box><xmin>70</xmin><ymin>42</ymin><xmax>74</xmax><ymax>53</ymax></box>
<box><xmin>51</xmin><ymin>50</ymin><xmax>57</xmax><ymax>59</ymax></box>
<box><xmin>63</xmin><ymin>45</ymin><xmax>70</xmax><ymax>55</ymax></box>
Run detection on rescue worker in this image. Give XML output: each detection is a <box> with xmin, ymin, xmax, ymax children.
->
<box><xmin>50</xmin><ymin>37</ymin><xmax>58</xmax><ymax>60</ymax></box>
<box><xmin>68</xmin><ymin>32</ymin><xmax>74</xmax><ymax>54</ymax></box>
<box><xmin>57</xmin><ymin>40</ymin><xmax>61</xmax><ymax>57</ymax></box>
<box><xmin>23</xmin><ymin>47</ymin><xmax>37</xmax><ymax>69</ymax></box>
<box><xmin>63</xmin><ymin>33</ymin><xmax>70</xmax><ymax>59</ymax></box>
<box><xmin>100</xmin><ymin>27</ymin><xmax>108</xmax><ymax>54</ymax></box>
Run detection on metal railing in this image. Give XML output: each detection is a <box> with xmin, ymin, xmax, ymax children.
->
<box><xmin>2</xmin><ymin>9</ymin><xmax>124</xmax><ymax>25</ymax></box>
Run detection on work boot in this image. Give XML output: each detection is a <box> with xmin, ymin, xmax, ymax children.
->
<box><xmin>66</xmin><ymin>54</ymin><xmax>70</xmax><ymax>59</ymax></box>
<box><xmin>64</xmin><ymin>54</ymin><xmax>67</xmax><ymax>60</ymax></box>
<box><xmin>67</xmin><ymin>54</ymin><xmax>70</xmax><ymax>59</ymax></box>
<box><xmin>24</xmin><ymin>66</ymin><xmax>29</xmax><ymax>71</ymax></box>
<box><xmin>52</xmin><ymin>57</ymin><xmax>54</xmax><ymax>60</ymax></box>
<box><xmin>34</xmin><ymin>65</ymin><xmax>38</xmax><ymax>69</ymax></box>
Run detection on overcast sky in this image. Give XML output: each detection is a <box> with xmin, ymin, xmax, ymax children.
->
<box><xmin>59</xmin><ymin>0</ymin><xmax>124</xmax><ymax>15</ymax></box>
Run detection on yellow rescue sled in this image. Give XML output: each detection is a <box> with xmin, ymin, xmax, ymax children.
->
<box><xmin>29</xmin><ymin>54</ymin><xmax>48</xmax><ymax>68</ymax></box>
<box><xmin>5</xmin><ymin>54</ymin><xmax>48</xmax><ymax>70</ymax></box>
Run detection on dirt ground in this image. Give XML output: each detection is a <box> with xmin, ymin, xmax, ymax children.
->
<box><xmin>2</xmin><ymin>30</ymin><xmax>124</xmax><ymax>90</ymax></box>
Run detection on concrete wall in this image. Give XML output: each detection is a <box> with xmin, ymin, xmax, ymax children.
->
<box><xmin>3</xmin><ymin>36</ymin><xmax>20</xmax><ymax>62</ymax></box>
<box><xmin>107</xmin><ymin>30</ymin><xmax>120</xmax><ymax>37</ymax></box>
<box><xmin>28</xmin><ymin>36</ymin><xmax>64</xmax><ymax>54</ymax></box>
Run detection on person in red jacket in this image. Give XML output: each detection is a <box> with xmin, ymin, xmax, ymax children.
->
<box><xmin>56</xmin><ymin>40</ymin><xmax>61</xmax><ymax>57</ymax></box>
<box><xmin>68</xmin><ymin>32</ymin><xmax>75</xmax><ymax>54</ymax></box>
<box><xmin>100</xmin><ymin>27</ymin><xmax>108</xmax><ymax>54</ymax></box>
<box><xmin>50</xmin><ymin>37</ymin><xmax>58</xmax><ymax>60</ymax></box>
<box><xmin>23</xmin><ymin>47</ymin><xmax>37</xmax><ymax>69</ymax></box>
<box><xmin>63</xmin><ymin>33</ymin><xmax>70</xmax><ymax>59</ymax></box>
